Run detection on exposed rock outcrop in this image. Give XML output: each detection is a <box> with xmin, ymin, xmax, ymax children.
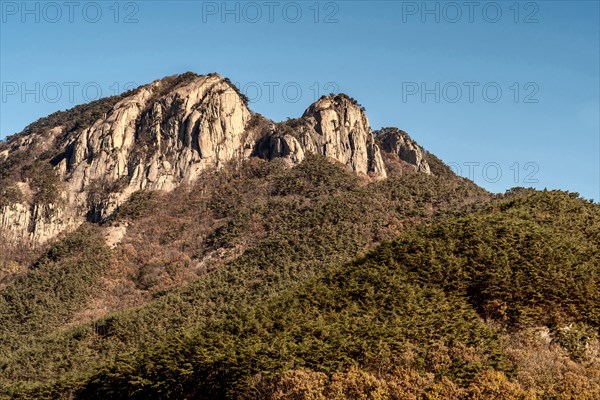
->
<box><xmin>0</xmin><ymin>202</ymin><xmax>78</xmax><ymax>243</ymax></box>
<box><xmin>1</xmin><ymin>73</ymin><xmax>253</xmax><ymax>241</ymax></box>
<box><xmin>258</xmin><ymin>94</ymin><xmax>387</xmax><ymax>177</ymax></box>
<box><xmin>64</xmin><ymin>73</ymin><xmax>253</xmax><ymax>221</ymax></box>
<box><xmin>376</xmin><ymin>127</ymin><xmax>431</xmax><ymax>174</ymax></box>
<box><xmin>0</xmin><ymin>73</ymin><xmax>434</xmax><ymax>244</ymax></box>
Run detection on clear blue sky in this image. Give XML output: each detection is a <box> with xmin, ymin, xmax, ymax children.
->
<box><xmin>1</xmin><ymin>1</ymin><xmax>599</xmax><ymax>200</ymax></box>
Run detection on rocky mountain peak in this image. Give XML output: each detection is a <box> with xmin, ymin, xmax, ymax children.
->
<box><xmin>0</xmin><ymin>72</ymin><xmax>253</xmax><ymax>242</ymax></box>
<box><xmin>302</xmin><ymin>93</ymin><xmax>366</xmax><ymax>119</ymax></box>
<box><xmin>259</xmin><ymin>93</ymin><xmax>387</xmax><ymax>177</ymax></box>
<box><xmin>376</xmin><ymin>127</ymin><xmax>431</xmax><ymax>175</ymax></box>
<box><xmin>0</xmin><ymin>73</ymin><xmax>437</xmax><ymax>243</ymax></box>
<box><xmin>66</xmin><ymin>72</ymin><xmax>252</xmax><ymax>196</ymax></box>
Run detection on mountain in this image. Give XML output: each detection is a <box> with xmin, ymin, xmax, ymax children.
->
<box><xmin>0</xmin><ymin>73</ymin><xmax>598</xmax><ymax>399</ymax></box>
<box><xmin>0</xmin><ymin>72</ymin><xmax>435</xmax><ymax>244</ymax></box>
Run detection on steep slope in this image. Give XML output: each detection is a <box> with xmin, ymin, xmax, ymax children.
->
<box><xmin>257</xmin><ymin>94</ymin><xmax>388</xmax><ymax>177</ymax></box>
<box><xmin>2</xmin><ymin>189</ymin><xmax>598</xmax><ymax>399</ymax></box>
<box><xmin>0</xmin><ymin>154</ymin><xmax>487</xmax><ymax>399</ymax></box>
<box><xmin>0</xmin><ymin>74</ymin><xmax>431</xmax><ymax>245</ymax></box>
<box><xmin>71</xmin><ymin>191</ymin><xmax>600</xmax><ymax>400</ymax></box>
<box><xmin>0</xmin><ymin>73</ymin><xmax>253</xmax><ymax>242</ymax></box>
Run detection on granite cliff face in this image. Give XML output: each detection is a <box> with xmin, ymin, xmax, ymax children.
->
<box><xmin>0</xmin><ymin>73</ymin><xmax>434</xmax><ymax>243</ymax></box>
<box><xmin>377</xmin><ymin>127</ymin><xmax>431</xmax><ymax>174</ymax></box>
<box><xmin>1</xmin><ymin>73</ymin><xmax>255</xmax><ymax>242</ymax></box>
<box><xmin>65</xmin><ymin>73</ymin><xmax>253</xmax><ymax>221</ymax></box>
<box><xmin>258</xmin><ymin>94</ymin><xmax>387</xmax><ymax>177</ymax></box>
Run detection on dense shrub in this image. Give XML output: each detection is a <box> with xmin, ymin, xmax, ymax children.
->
<box><xmin>0</xmin><ymin>225</ymin><xmax>110</xmax><ymax>339</ymax></box>
<box><xmin>69</xmin><ymin>189</ymin><xmax>598</xmax><ymax>399</ymax></box>
<box><xmin>0</xmin><ymin>157</ymin><xmax>597</xmax><ymax>399</ymax></box>
<box><xmin>0</xmin><ymin>185</ymin><xmax>24</xmax><ymax>207</ymax></box>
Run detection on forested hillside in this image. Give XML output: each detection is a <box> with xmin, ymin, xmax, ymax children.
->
<box><xmin>1</xmin><ymin>157</ymin><xmax>598</xmax><ymax>399</ymax></box>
